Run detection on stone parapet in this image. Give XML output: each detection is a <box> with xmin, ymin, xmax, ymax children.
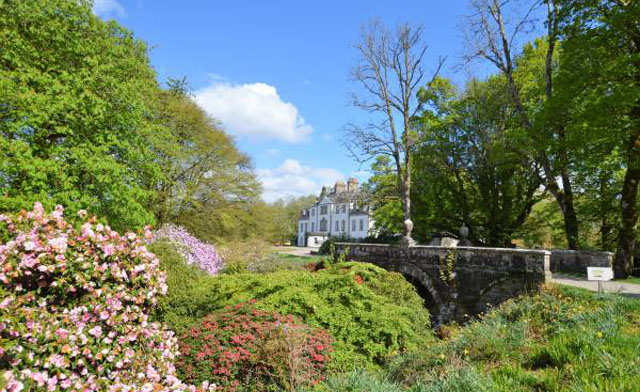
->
<box><xmin>549</xmin><ymin>249</ymin><xmax>613</xmax><ymax>274</ymax></box>
<box><xmin>335</xmin><ymin>243</ymin><xmax>550</xmax><ymax>324</ymax></box>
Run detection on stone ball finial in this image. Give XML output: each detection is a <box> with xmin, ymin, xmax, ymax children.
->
<box><xmin>404</xmin><ymin>219</ymin><xmax>414</xmax><ymax>234</ymax></box>
<box><xmin>401</xmin><ymin>219</ymin><xmax>416</xmax><ymax>247</ymax></box>
<box><xmin>458</xmin><ymin>223</ymin><xmax>473</xmax><ymax>246</ymax></box>
<box><xmin>459</xmin><ymin>223</ymin><xmax>469</xmax><ymax>239</ymax></box>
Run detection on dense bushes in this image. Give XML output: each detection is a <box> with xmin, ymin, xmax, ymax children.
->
<box><xmin>156</xmin><ymin>253</ymin><xmax>433</xmax><ymax>370</ymax></box>
<box><xmin>0</xmin><ymin>204</ymin><xmax>212</xmax><ymax>391</ymax></box>
<box><xmin>177</xmin><ymin>301</ymin><xmax>332</xmax><ymax>391</ymax></box>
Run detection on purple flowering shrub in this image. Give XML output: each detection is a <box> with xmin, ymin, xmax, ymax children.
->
<box><xmin>0</xmin><ymin>203</ymin><xmax>214</xmax><ymax>392</ymax></box>
<box><xmin>154</xmin><ymin>224</ymin><xmax>222</xmax><ymax>275</ymax></box>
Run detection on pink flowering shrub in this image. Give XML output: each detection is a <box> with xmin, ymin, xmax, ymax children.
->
<box><xmin>177</xmin><ymin>301</ymin><xmax>332</xmax><ymax>392</ymax></box>
<box><xmin>0</xmin><ymin>203</ymin><xmax>214</xmax><ymax>392</ymax></box>
<box><xmin>154</xmin><ymin>225</ymin><xmax>222</xmax><ymax>275</ymax></box>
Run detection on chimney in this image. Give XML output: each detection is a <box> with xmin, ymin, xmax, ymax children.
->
<box><xmin>347</xmin><ymin>177</ymin><xmax>359</xmax><ymax>191</ymax></box>
<box><xmin>334</xmin><ymin>180</ymin><xmax>346</xmax><ymax>193</ymax></box>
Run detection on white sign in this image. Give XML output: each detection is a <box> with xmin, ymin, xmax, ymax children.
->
<box><xmin>587</xmin><ymin>267</ymin><xmax>613</xmax><ymax>281</ymax></box>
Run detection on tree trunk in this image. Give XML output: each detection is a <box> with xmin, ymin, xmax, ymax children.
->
<box><xmin>615</xmin><ymin>130</ymin><xmax>640</xmax><ymax>278</ymax></box>
<box><xmin>402</xmin><ymin>159</ymin><xmax>413</xmax><ymax>239</ymax></box>
<box><xmin>560</xmin><ymin>170</ymin><xmax>580</xmax><ymax>249</ymax></box>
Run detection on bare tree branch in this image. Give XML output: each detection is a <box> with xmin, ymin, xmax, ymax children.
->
<box><xmin>345</xmin><ymin>19</ymin><xmax>444</xmax><ymax>238</ymax></box>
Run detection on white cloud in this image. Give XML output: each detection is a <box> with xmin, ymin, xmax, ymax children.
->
<box><xmin>194</xmin><ymin>82</ymin><xmax>313</xmax><ymax>143</ymax></box>
<box><xmin>256</xmin><ymin>159</ymin><xmax>343</xmax><ymax>202</ymax></box>
<box><xmin>93</xmin><ymin>0</ymin><xmax>126</xmax><ymax>18</ymax></box>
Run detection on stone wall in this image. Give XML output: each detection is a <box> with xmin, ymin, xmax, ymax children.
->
<box><xmin>335</xmin><ymin>243</ymin><xmax>550</xmax><ymax>324</ymax></box>
<box><xmin>549</xmin><ymin>250</ymin><xmax>613</xmax><ymax>274</ymax></box>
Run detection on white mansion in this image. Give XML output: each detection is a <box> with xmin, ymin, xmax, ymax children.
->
<box><xmin>297</xmin><ymin>178</ymin><xmax>375</xmax><ymax>247</ymax></box>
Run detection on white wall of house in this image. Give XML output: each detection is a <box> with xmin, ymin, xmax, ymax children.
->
<box><xmin>297</xmin><ymin>196</ymin><xmax>374</xmax><ymax>247</ymax></box>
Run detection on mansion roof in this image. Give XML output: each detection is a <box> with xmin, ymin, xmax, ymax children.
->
<box><xmin>299</xmin><ymin>178</ymin><xmax>372</xmax><ymax>219</ymax></box>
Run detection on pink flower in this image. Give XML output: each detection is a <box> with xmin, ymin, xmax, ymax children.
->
<box><xmin>51</xmin><ymin>205</ymin><xmax>64</xmax><ymax>219</ymax></box>
<box><xmin>48</xmin><ymin>237</ymin><xmax>67</xmax><ymax>254</ymax></box>
<box><xmin>55</xmin><ymin>329</ymin><xmax>69</xmax><ymax>339</ymax></box>
<box><xmin>88</xmin><ymin>326</ymin><xmax>102</xmax><ymax>338</ymax></box>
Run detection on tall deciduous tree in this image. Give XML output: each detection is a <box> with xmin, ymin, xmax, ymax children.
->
<box><xmin>344</xmin><ymin>20</ymin><xmax>444</xmax><ymax>243</ymax></box>
<box><xmin>412</xmin><ymin>76</ymin><xmax>542</xmax><ymax>246</ymax></box>
<box><xmin>0</xmin><ymin>0</ymin><xmax>162</xmax><ymax>230</ymax></box>
<box><xmin>557</xmin><ymin>0</ymin><xmax>640</xmax><ymax>276</ymax></box>
<box><xmin>463</xmin><ymin>0</ymin><xmax>582</xmax><ymax>249</ymax></box>
<box><xmin>151</xmin><ymin>81</ymin><xmax>261</xmax><ymax>243</ymax></box>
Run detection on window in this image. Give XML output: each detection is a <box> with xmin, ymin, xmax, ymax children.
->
<box><xmin>352</xmin><ymin>220</ymin><xmax>356</xmax><ymax>231</ymax></box>
<box><xmin>319</xmin><ymin>218</ymin><xmax>327</xmax><ymax>232</ymax></box>
<box><xmin>320</xmin><ymin>206</ymin><xmax>328</xmax><ymax>215</ymax></box>
<box><xmin>341</xmin><ymin>220</ymin><xmax>345</xmax><ymax>231</ymax></box>
<box><xmin>305</xmin><ymin>223</ymin><xmax>308</xmax><ymax>231</ymax></box>
<box><xmin>359</xmin><ymin>219</ymin><xmax>364</xmax><ymax>231</ymax></box>
<box><xmin>335</xmin><ymin>221</ymin><xmax>339</xmax><ymax>231</ymax></box>
<box><xmin>311</xmin><ymin>209</ymin><xmax>315</xmax><ymax>216</ymax></box>
<box><xmin>300</xmin><ymin>223</ymin><xmax>303</xmax><ymax>232</ymax></box>
<box><xmin>342</xmin><ymin>204</ymin><xmax>347</xmax><ymax>213</ymax></box>
<box><xmin>311</xmin><ymin>222</ymin><xmax>315</xmax><ymax>232</ymax></box>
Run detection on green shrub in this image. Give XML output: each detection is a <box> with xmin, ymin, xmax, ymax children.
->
<box><xmin>317</xmin><ymin>239</ymin><xmax>336</xmax><ymax>255</ymax></box>
<box><xmin>314</xmin><ymin>370</ymin><xmax>403</xmax><ymax>392</ymax></box>
<box><xmin>410</xmin><ymin>368</ymin><xmax>492</xmax><ymax>392</ymax></box>
<box><xmin>387</xmin><ymin>284</ymin><xmax>640</xmax><ymax>392</ymax></box>
<box><xmin>156</xmin><ymin>252</ymin><xmax>433</xmax><ymax>370</ymax></box>
<box><xmin>149</xmin><ymin>239</ymin><xmax>212</xmax><ymax>330</ymax></box>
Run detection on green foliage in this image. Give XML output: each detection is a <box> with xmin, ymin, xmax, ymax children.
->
<box><xmin>385</xmin><ymin>285</ymin><xmax>640</xmax><ymax>391</ymax></box>
<box><xmin>152</xmin><ymin>87</ymin><xmax>261</xmax><ymax>243</ymax></box>
<box><xmin>263</xmin><ymin>195</ymin><xmax>318</xmax><ymax>245</ymax></box>
<box><xmin>411</xmin><ymin>73</ymin><xmax>541</xmax><ymax>247</ymax></box>
<box><xmin>317</xmin><ymin>239</ymin><xmax>336</xmax><ymax>255</ymax></box>
<box><xmin>410</xmin><ymin>368</ymin><xmax>491</xmax><ymax>392</ymax></box>
<box><xmin>312</xmin><ymin>370</ymin><xmax>403</xmax><ymax>392</ymax></box>
<box><xmin>218</xmin><ymin>238</ymin><xmax>273</xmax><ymax>274</ymax></box>
<box><xmin>0</xmin><ymin>0</ymin><xmax>160</xmax><ymax>231</ymax></box>
<box><xmin>366</xmin><ymin>157</ymin><xmax>405</xmax><ymax>236</ymax></box>
<box><xmin>155</xmin><ymin>250</ymin><xmax>433</xmax><ymax>370</ymax></box>
<box><xmin>0</xmin><ymin>0</ymin><xmax>264</xmax><ymax>241</ymax></box>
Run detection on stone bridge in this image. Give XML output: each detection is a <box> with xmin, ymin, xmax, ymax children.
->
<box><xmin>335</xmin><ymin>243</ymin><xmax>551</xmax><ymax>324</ymax></box>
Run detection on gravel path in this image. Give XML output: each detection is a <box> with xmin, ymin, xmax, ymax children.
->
<box><xmin>550</xmin><ymin>274</ymin><xmax>640</xmax><ymax>298</ymax></box>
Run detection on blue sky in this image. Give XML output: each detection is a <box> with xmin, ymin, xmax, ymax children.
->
<box><xmin>93</xmin><ymin>0</ymin><xmax>539</xmax><ymax>202</ymax></box>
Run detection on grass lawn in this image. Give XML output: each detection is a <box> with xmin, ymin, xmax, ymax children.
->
<box><xmin>270</xmin><ymin>251</ymin><xmax>325</xmax><ymax>263</ymax></box>
<box><xmin>616</xmin><ymin>276</ymin><xmax>640</xmax><ymax>285</ymax></box>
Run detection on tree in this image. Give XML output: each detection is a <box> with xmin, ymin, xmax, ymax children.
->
<box><xmin>412</xmin><ymin>76</ymin><xmax>542</xmax><ymax>246</ymax></box>
<box><xmin>463</xmin><ymin>0</ymin><xmax>582</xmax><ymax>249</ymax></box>
<box><xmin>556</xmin><ymin>0</ymin><xmax>640</xmax><ymax>276</ymax></box>
<box><xmin>263</xmin><ymin>195</ymin><xmax>318</xmax><ymax>245</ymax></box>
<box><xmin>344</xmin><ymin>20</ymin><xmax>444</xmax><ymax>243</ymax></box>
<box><xmin>0</xmin><ymin>0</ymin><xmax>162</xmax><ymax>230</ymax></box>
<box><xmin>151</xmin><ymin>83</ymin><xmax>261</xmax><ymax>243</ymax></box>
<box><xmin>366</xmin><ymin>156</ymin><xmax>405</xmax><ymax>236</ymax></box>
